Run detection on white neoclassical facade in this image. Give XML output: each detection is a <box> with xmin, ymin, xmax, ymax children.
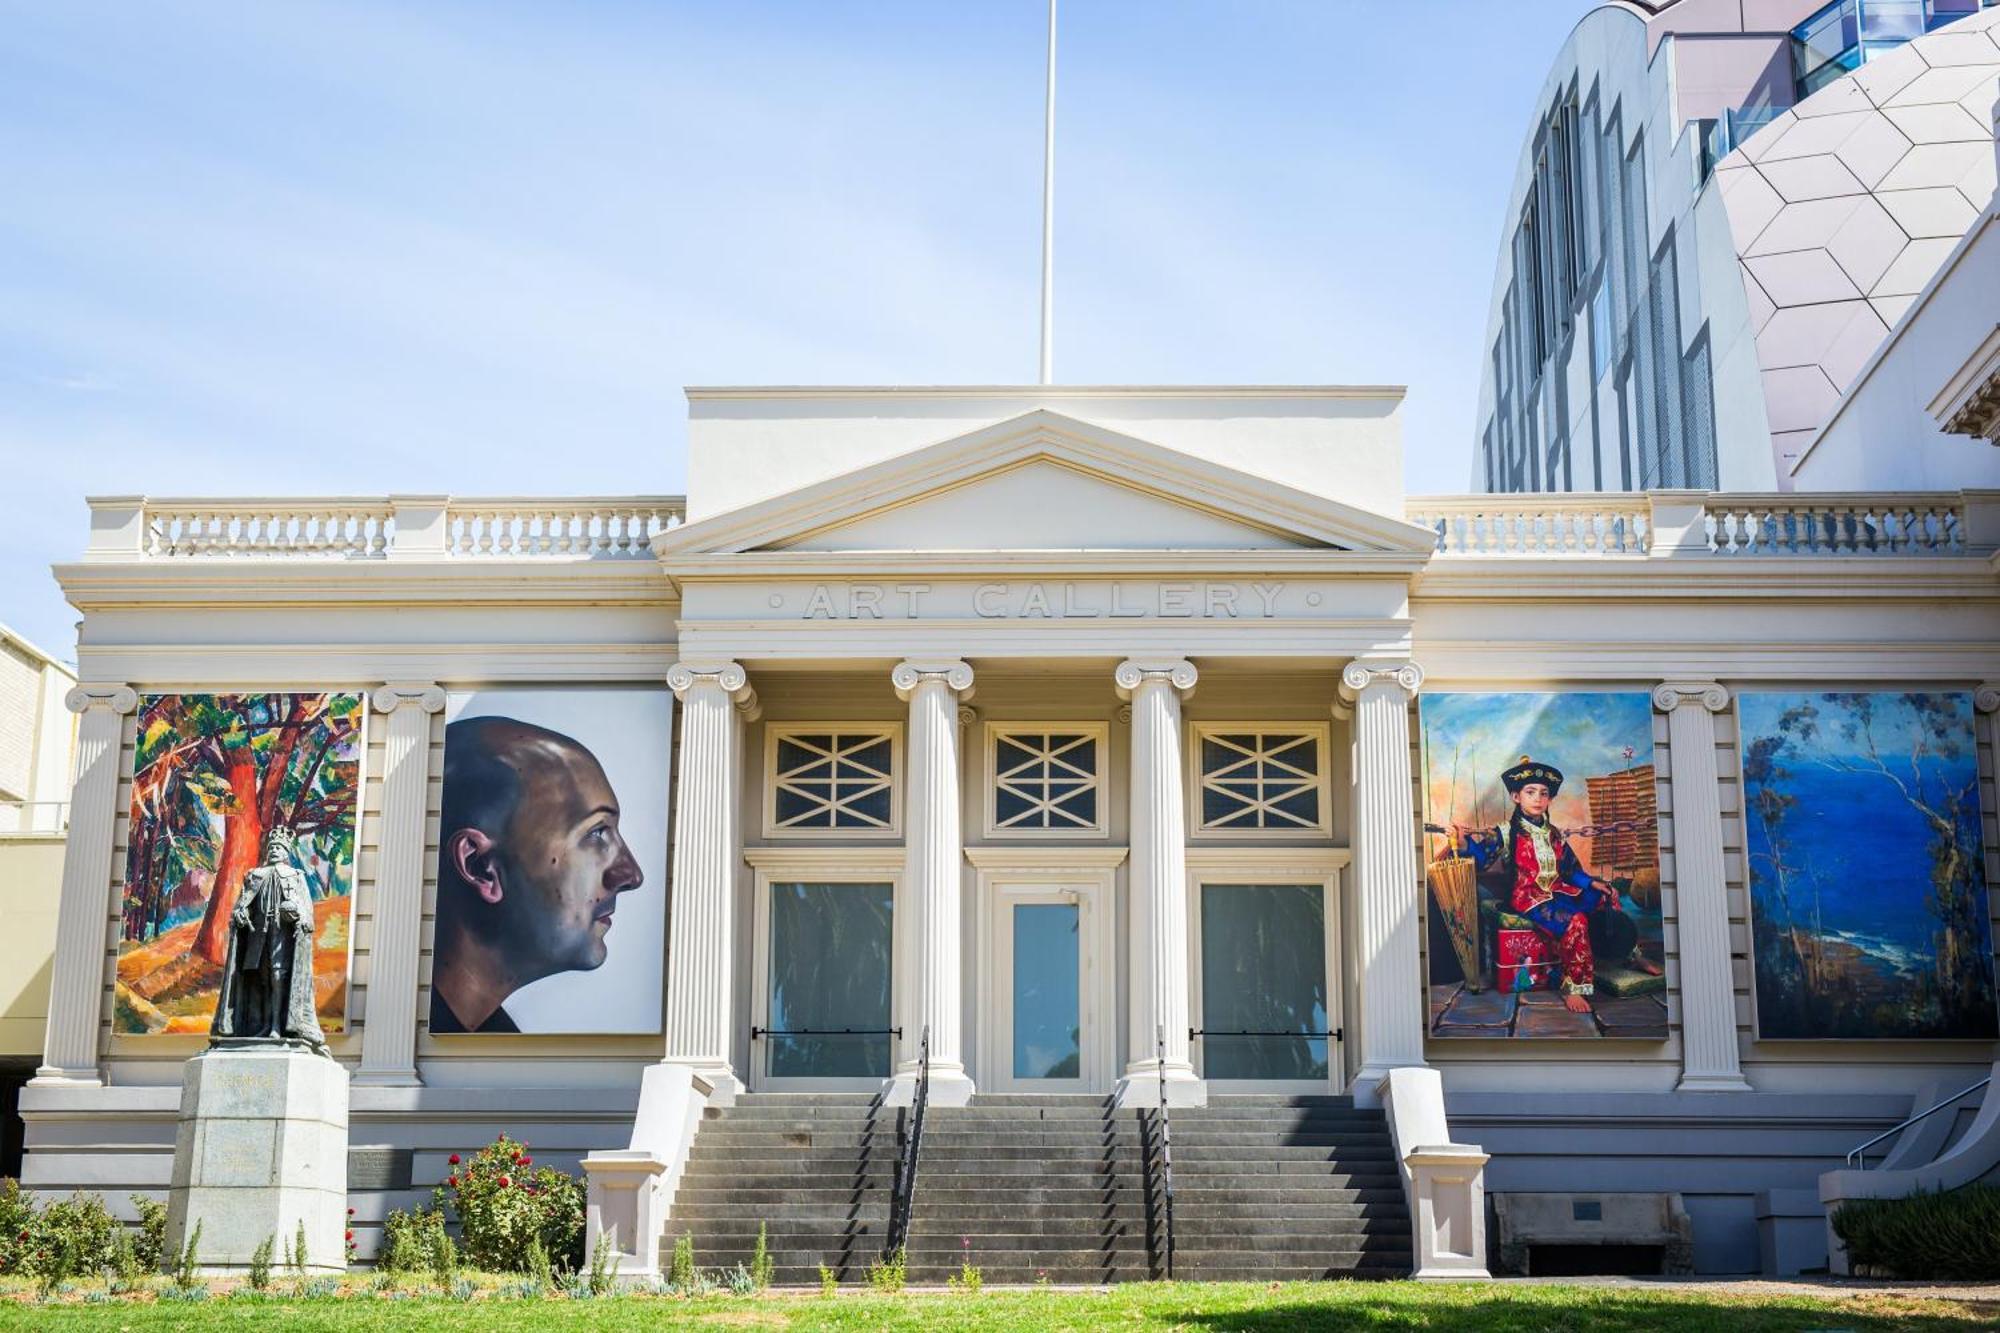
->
<box><xmin>24</xmin><ymin>385</ymin><xmax>2000</xmax><ymax>1276</ymax></box>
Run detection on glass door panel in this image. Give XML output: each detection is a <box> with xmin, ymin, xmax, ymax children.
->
<box><xmin>1199</xmin><ymin>883</ymin><xmax>1330</xmax><ymax>1081</ymax></box>
<box><xmin>1012</xmin><ymin>902</ymin><xmax>1081</xmax><ymax>1079</ymax></box>
<box><xmin>766</xmin><ymin>881</ymin><xmax>893</xmax><ymax>1079</ymax></box>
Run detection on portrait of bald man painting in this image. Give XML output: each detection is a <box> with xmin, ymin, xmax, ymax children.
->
<box><xmin>431</xmin><ymin>688</ymin><xmax>671</xmax><ymax>1035</ymax></box>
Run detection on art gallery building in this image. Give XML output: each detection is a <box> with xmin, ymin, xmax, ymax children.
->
<box><xmin>23</xmin><ymin>385</ymin><xmax>2000</xmax><ymax>1279</ymax></box>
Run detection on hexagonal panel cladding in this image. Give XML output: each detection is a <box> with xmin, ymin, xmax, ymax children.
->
<box><xmin>1717</xmin><ymin>8</ymin><xmax>2000</xmax><ymax>454</ymax></box>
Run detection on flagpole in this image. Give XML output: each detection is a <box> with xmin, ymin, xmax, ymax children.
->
<box><xmin>1039</xmin><ymin>0</ymin><xmax>1056</xmax><ymax>385</ymax></box>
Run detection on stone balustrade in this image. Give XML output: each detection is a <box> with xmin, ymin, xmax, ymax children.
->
<box><xmin>85</xmin><ymin>495</ymin><xmax>685</xmax><ymax>560</ymax></box>
<box><xmin>1407</xmin><ymin>490</ymin><xmax>1990</xmax><ymax>557</ymax></box>
<box><xmin>89</xmin><ymin>490</ymin><xmax>1989</xmax><ymax>561</ymax></box>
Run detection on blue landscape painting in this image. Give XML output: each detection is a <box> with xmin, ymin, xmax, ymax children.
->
<box><xmin>1740</xmin><ymin>691</ymin><xmax>1996</xmax><ymax>1041</ymax></box>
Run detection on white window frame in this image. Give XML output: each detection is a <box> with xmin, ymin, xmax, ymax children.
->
<box><xmin>968</xmin><ymin>847</ymin><xmax>1125</xmax><ymax>1094</ymax></box>
<box><xmin>1186</xmin><ymin>721</ymin><xmax>1334</xmax><ymax>840</ymax></box>
<box><xmin>982</xmin><ymin>721</ymin><xmax>1111</xmax><ymax>840</ymax></box>
<box><xmin>746</xmin><ymin>847</ymin><xmax>906</xmax><ymax>1093</ymax></box>
<box><xmin>1185</xmin><ymin>847</ymin><xmax>1349</xmax><ymax>1094</ymax></box>
<box><xmin>761</xmin><ymin>724</ymin><xmax>903</xmax><ymax>840</ymax></box>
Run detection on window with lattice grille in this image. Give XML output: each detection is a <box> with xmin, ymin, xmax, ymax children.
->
<box><xmin>1190</xmin><ymin>725</ymin><xmax>1331</xmax><ymax>836</ymax></box>
<box><xmin>986</xmin><ymin>724</ymin><xmax>1108</xmax><ymax>838</ymax></box>
<box><xmin>764</xmin><ymin>727</ymin><xmax>900</xmax><ymax>836</ymax></box>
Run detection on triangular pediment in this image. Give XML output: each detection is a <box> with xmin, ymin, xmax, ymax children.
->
<box><xmin>654</xmin><ymin>410</ymin><xmax>1438</xmax><ymax>558</ymax></box>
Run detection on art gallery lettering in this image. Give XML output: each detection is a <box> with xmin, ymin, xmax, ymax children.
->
<box><xmin>23</xmin><ymin>387</ymin><xmax>2000</xmax><ymax>1283</ymax></box>
<box><xmin>794</xmin><ymin>581</ymin><xmax>1292</xmax><ymax>620</ymax></box>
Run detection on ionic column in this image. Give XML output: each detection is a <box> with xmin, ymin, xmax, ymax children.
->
<box><xmin>36</xmin><ymin>684</ymin><xmax>138</xmax><ymax>1086</ymax></box>
<box><xmin>662</xmin><ymin>661</ymin><xmax>758</xmax><ymax>1104</ymax></box>
<box><xmin>1654</xmin><ymin>682</ymin><xmax>1751</xmax><ymax>1092</ymax></box>
<box><xmin>1115</xmin><ymin>658</ymin><xmax>1203</xmax><ymax>1109</ymax></box>
<box><xmin>890</xmin><ymin>660</ymin><xmax>976</xmax><ymax>1107</ymax></box>
<box><xmin>1339</xmin><ymin>659</ymin><xmax>1427</xmax><ymax>1104</ymax></box>
<box><xmin>356</xmin><ymin>683</ymin><xmax>444</xmax><ymax>1087</ymax></box>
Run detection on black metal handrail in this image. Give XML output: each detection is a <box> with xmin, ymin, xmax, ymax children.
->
<box><xmin>1190</xmin><ymin>1027</ymin><xmax>1343</xmax><ymax>1041</ymax></box>
<box><xmin>1847</xmin><ymin>1075</ymin><xmax>1991</xmax><ymax>1169</ymax></box>
<box><xmin>1156</xmin><ymin>1022</ymin><xmax>1176</xmax><ymax>1281</ymax></box>
<box><xmin>885</xmin><ymin>1023</ymin><xmax>930</xmax><ymax>1256</ymax></box>
<box><xmin>750</xmin><ymin>1026</ymin><xmax>902</xmax><ymax>1040</ymax></box>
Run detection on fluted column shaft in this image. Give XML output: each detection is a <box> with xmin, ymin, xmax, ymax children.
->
<box><xmin>1116</xmin><ymin>657</ymin><xmax>1202</xmax><ymax>1108</ymax></box>
<box><xmin>1341</xmin><ymin>660</ymin><xmax>1427</xmax><ymax>1100</ymax></box>
<box><xmin>36</xmin><ymin>684</ymin><xmax>138</xmax><ymax>1085</ymax></box>
<box><xmin>357</xmin><ymin>683</ymin><xmax>444</xmax><ymax>1086</ymax></box>
<box><xmin>663</xmin><ymin>661</ymin><xmax>757</xmax><ymax>1103</ymax></box>
<box><xmin>1655</xmin><ymin>682</ymin><xmax>1750</xmax><ymax>1092</ymax></box>
<box><xmin>892</xmin><ymin>660</ymin><xmax>976</xmax><ymax>1105</ymax></box>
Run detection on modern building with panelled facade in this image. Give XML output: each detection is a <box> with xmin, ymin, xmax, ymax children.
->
<box><xmin>23</xmin><ymin>383</ymin><xmax>2000</xmax><ymax>1279</ymax></box>
<box><xmin>1476</xmin><ymin>0</ymin><xmax>2000</xmax><ymax>494</ymax></box>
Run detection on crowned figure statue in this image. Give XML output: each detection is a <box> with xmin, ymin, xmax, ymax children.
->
<box><xmin>212</xmin><ymin>827</ymin><xmax>328</xmax><ymax>1053</ymax></box>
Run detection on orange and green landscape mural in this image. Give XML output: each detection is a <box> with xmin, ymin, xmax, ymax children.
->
<box><xmin>115</xmin><ymin>692</ymin><xmax>363</xmax><ymax>1036</ymax></box>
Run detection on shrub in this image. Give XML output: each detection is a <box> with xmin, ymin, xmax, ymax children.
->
<box><xmin>173</xmin><ymin>1216</ymin><xmax>204</xmax><ymax>1288</ymax></box>
<box><xmin>866</xmin><ymin>1246</ymin><xmax>905</xmax><ymax>1293</ymax></box>
<box><xmin>0</xmin><ymin>1180</ymin><xmax>33</xmax><ymax>1274</ymax></box>
<box><xmin>817</xmin><ymin>1262</ymin><xmax>837</xmax><ymax>1297</ymax></box>
<box><xmin>379</xmin><ymin>1206</ymin><xmax>448</xmax><ymax>1275</ymax></box>
<box><xmin>1832</xmin><ymin>1185</ymin><xmax>2000</xmax><ymax>1279</ymax></box>
<box><xmin>751</xmin><ymin>1222</ymin><xmax>773</xmax><ymax>1291</ymax></box>
<box><xmin>667</xmin><ymin>1233</ymin><xmax>696</xmax><ymax>1290</ymax></box>
<box><xmin>436</xmin><ymin>1136</ymin><xmax>584</xmax><ymax>1272</ymax></box>
<box><xmin>131</xmin><ymin>1195</ymin><xmax>168</xmax><ymax>1272</ymax></box>
<box><xmin>22</xmin><ymin>1190</ymin><xmax>121</xmax><ymax>1283</ymax></box>
<box><xmin>525</xmin><ymin>1235</ymin><xmax>554</xmax><ymax>1288</ymax></box>
<box><xmin>248</xmin><ymin>1234</ymin><xmax>275</xmax><ymax>1291</ymax></box>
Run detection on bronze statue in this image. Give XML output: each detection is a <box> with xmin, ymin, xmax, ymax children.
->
<box><xmin>213</xmin><ymin>828</ymin><xmax>327</xmax><ymax>1053</ymax></box>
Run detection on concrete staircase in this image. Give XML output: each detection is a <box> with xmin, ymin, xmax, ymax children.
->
<box><xmin>661</xmin><ymin>1091</ymin><xmax>1411</xmax><ymax>1284</ymax></box>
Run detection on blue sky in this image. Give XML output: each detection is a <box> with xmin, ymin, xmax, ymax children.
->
<box><xmin>1</xmin><ymin>1</ymin><xmax>1595</xmax><ymax>659</ymax></box>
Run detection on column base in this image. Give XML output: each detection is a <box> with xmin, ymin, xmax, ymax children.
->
<box><xmin>1352</xmin><ymin>1062</ymin><xmax>1426</xmax><ymax>1108</ymax></box>
<box><xmin>664</xmin><ymin>1061</ymin><xmax>742</xmax><ymax>1106</ymax></box>
<box><xmin>350</xmin><ymin>1068</ymin><xmax>424</xmax><ymax>1089</ymax></box>
<box><xmin>30</xmin><ymin>1065</ymin><xmax>102</xmax><ymax>1088</ymax></box>
<box><xmin>885</xmin><ymin>1063</ymin><xmax>975</xmax><ymax>1108</ymax></box>
<box><xmin>1114</xmin><ymin>1062</ymin><xmax>1206</xmax><ymax>1109</ymax></box>
<box><xmin>1676</xmin><ymin>1072</ymin><xmax>1753</xmax><ymax>1093</ymax></box>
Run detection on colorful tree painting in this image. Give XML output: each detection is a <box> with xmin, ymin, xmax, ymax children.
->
<box><xmin>115</xmin><ymin>692</ymin><xmax>363</xmax><ymax>1035</ymax></box>
<box><xmin>1742</xmin><ymin>691</ymin><xmax>1996</xmax><ymax>1040</ymax></box>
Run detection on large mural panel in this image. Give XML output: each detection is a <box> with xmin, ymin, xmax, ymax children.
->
<box><xmin>116</xmin><ymin>692</ymin><xmax>363</xmax><ymax>1035</ymax></box>
<box><xmin>1741</xmin><ymin>691</ymin><xmax>1997</xmax><ymax>1041</ymax></box>
<box><xmin>431</xmin><ymin>687</ymin><xmax>670</xmax><ymax>1035</ymax></box>
<box><xmin>1420</xmin><ymin>691</ymin><xmax>1667</xmax><ymax>1039</ymax></box>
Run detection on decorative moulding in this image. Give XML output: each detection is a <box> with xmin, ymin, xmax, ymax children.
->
<box><xmin>1183</xmin><ymin>846</ymin><xmax>1351</xmax><ymax>874</ymax></box>
<box><xmin>742</xmin><ymin>846</ymin><xmax>906</xmax><ymax>875</ymax></box>
<box><xmin>964</xmin><ymin>845</ymin><xmax>1129</xmax><ymax>871</ymax></box>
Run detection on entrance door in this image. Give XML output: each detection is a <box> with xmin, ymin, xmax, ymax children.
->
<box><xmin>983</xmin><ymin>879</ymin><xmax>1113</xmax><ymax>1093</ymax></box>
<box><xmin>1193</xmin><ymin>879</ymin><xmax>1341</xmax><ymax>1092</ymax></box>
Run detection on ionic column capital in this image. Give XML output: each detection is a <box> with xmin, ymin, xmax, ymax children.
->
<box><xmin>64</xmin><ymin>684</ymin><xmax>138</xmax><ymax>716</ymax></box>
<box><xmin>1652</xmin><ymin>681</ymin><xmax>1730</xmax><ymax>714</ymax></box>
<box><xmin>369</xmin><ymin>682</ymin><xmax>446</xmax><ymax>715</ymax></box>
<box><xmin>1338</xmin><ymin>658</ymin><xmax>1424</xmax><ymax>704</ymax></box>
<box><xmin>892</xmin><ymin>659</ymin><xmax>975</xmax><ymax>701</ymax></box>
<box><xmin>668</xmin><ymin>660</ymin><xmax>760</xmax><ymax>721</ymax></box>
<box><xmin>1975</xmin><ymin>684</ymin><xmax>2000</xmax><ymax>715</ymax></box>
<box><xmin>1114</xmin><ymin>658</ymin><xmax>1197</xmax><ymax>701</ymax></box>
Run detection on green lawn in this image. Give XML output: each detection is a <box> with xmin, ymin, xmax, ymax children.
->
<box><xmin>4</xmin><ymin>1281</ymin><xmax>1997</xmax><ymax>1331</ymax></box>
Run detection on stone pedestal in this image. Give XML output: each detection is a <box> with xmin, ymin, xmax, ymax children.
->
<box><xmin>167</xmin><ymin>1047</ymin><xmax>350</xmax><ymax>1272</ymax></box>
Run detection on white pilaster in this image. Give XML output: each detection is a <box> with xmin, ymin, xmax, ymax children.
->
<box><xmin>36</xmin><ymin>684</ymin><xmax>138</xmax><ymax>1086</ymax></box>
<box><xmin>356</xmin><ymin>683</ymin><xmax>444</xmax><ymax>1087</ymax></box>
<box><xmin>1339</xmin><ymin>659</ymin><xmax>1427</xmax><ymax>1105</ymax></box>
<box><xmin>1654</xmin><ymin>681</ymin><xmax>1752</xmax><ymax>1093</ymax></box>
<box><xmin>889</xmin><ymin>659</ymin><xmax>976</xmax><ymax>1107</ymax></box>
<box><xmin>662</xmin><ymin>661</ymin><xmax>758</xmax><ymax>1105</ymax></box>
<box><xmin>1114</xmin><ymin>657</ymin><xmax>1204</xmax><ymax>1109</ymax></box>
